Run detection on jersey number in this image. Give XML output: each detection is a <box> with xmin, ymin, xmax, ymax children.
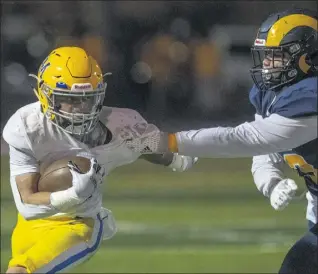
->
<box><xmin>284</xmin><ymin>154</ymin><xmax>317</xmax><ymax>184</ymax></box>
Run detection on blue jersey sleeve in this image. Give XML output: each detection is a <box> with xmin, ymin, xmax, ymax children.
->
<box><xmin>272</xmin><ymin>77</ymin><xmax>317</xmax><ymax>118</ymax></box>
<box><xmin>249</xmin><ymin>85</ymin><xmax>261</xmax><ymax>114</ymax></box>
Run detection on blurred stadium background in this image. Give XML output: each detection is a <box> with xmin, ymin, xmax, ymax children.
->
<box><xmin>1</xmin><ymin>1</ymin><xmax>316</xmax><ymax>273</ymax></box>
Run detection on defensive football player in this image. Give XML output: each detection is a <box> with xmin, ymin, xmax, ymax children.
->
<box><xmin>125</xmin><ymin>9</ymin><xmax>318</xmax><ymax>274</ymax></box>
<box><xmin>2</xmin><ymin>47</ymin><xmax>197</xmax><ymax>273</ymax></box>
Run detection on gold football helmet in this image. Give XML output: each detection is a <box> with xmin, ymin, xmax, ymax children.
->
<box><xmin>30</xmin><ymin>46</ymin><xmax>108</xmax><ymax>136</ymax></box>
<box><xmin>250</xmin><ymin>8</ymin><xmax>317</xmax><ymax>91</ymax></box>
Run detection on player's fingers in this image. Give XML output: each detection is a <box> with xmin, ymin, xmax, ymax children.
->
<box><xmin>67</xmin><ymin>161</ymin><xmax>82</xmax><ymax>173</ymax></box>
<box><xmin>99</xmin><ymin>165</ymin><xmax>106</xmax><ymax>177</ymax></box>
<box><xmin>272</xmin><ymin>201</ymin><xmax>282</xmax><ymax>210</ymax></box>
<box><xmin>279</xmin><ymin>187</ymin><xmax>294</xmax><ymax>199</ymax></box>
<box><xmin>67</xmin><ymin>161</ymin><xmax>76</xmax><ymax>170</ymax></box>
<box><xmin>279</xmin><ymin>193</ymin><xmax>291</xmax><ymax>202</ymax></box>
<box><xmin>283</xmin><ymin>188</ymin><xmax>297</xmax><ymax>197</ymax></box>
<box><xmin>90</xmin><ymin>158</ymin><xmax>97</xmax><ymax>168</ymax></box>
<box><xmin>273</xmin><ymin>198</ymin><xmax>289</xmax><ymax>210</ymax></box>
<box><xmin>278</xmin><ymin>180</ymin><xmax>296</xmax><ymax>196</ymax></box>
<box><xmin>276</xmin><ymin>195</ymin><xmax>285</xmax><ymax>205</ymax></box>
<box><xmin>68</xmin><ymin>168</ymin><xmax>78</xmax><ymax>182</ymax></box>
<box><xmin>281</xmin><ymin>184</ymin><xmax>297</xmax><ymax>197</ymax></box>
<box><xmin>276</xmin><ymin>203</ymin><xmax>288</xmax><ymax>211</ymax></box>
<box><xmin>97</xmin><ymin>176</ymin><xmax>105</xmax><ymax>185</ymax></box>
<box><xmin>281</xmin><ymin>178</ymin><xmax>297</xmax><ymax>191</ymax></box>
<box><xmin>280</xmin><ymin>189</ymin><xmax>291</xmax><ymax>196</ymax></box>
<box><xmin>280</xmin><ymin>179</ymin><xmax>289</xmax><ymax>188</ymax></box>
<box><xmin>95</xmin><ymin>165</ymin><xmax>105</xmax><ymax>178</ymax></box>
<box><xmin>271</xmin><ymin>191</ymin><xmax>291</xmax><ymax>210</ymax></box>
<box><xmin>88</xmin><ymin>158</ymin><xmax>99</xmax><ymax>174</ymax></box>
<box><xmin>272</xmin><ymin>203</ymin><xmax>280</xmax><ymax>210</ymax></box>
<box><xmin>286</xmin><ymin>179</ymin><xmax>298</xmax><ymax>191</ymax></box>
<box><xmin>90</xmin><ymin>163</ymin><xmax>105</xmax><ymax>184</ymax></box>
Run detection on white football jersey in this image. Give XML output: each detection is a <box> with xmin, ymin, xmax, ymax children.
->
<box><xmin>2</xmin><ymin>102</ymin><xmax>159</xmax><ymax>218</ymax></box>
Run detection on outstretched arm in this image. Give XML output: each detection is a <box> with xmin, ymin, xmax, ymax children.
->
<box><xmin>126</xmin><ymin>114</ymin><xmax>317</xmax><ymax>158</ymax></box>
<box><xmin>171</xmin><ymin>114</ymin><xmax>317</xmax><ymax>158</ymax></box>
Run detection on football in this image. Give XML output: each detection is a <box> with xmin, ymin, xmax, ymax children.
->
<box><xmin>38</xmin><ymin>156</ymin><xmax>91</xmax><ymax>192</ymax></box>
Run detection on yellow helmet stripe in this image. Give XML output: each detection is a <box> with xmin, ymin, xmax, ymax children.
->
<box><xmin>266</xmin><ymin>14</ymin><xmax>317</xmax><ymax>46</ymax></box>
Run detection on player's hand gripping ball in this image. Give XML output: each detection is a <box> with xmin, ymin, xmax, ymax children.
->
<box><xmin>38</xmin><ymin>156</ymin><xmax>101</xmax><ymax>193</ymax></box>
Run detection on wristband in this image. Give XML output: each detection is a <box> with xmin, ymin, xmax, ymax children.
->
<box><xmin>168</xmin><ymin>133</ymin><xmax>178</xmax><ymax>153</ymax></box>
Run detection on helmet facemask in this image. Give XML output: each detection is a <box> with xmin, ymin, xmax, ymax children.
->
<box><xmin>30</xmin><ymin>74</ymin><xmax>107</xmax><ymax>136</ymax></box>
<box><xmin>250</xmin><ymin>43</ymin><xmax>298</xmax><ymax>91</ymax></box>
<box><xmin>51</xmin><ymin>87</ymin><xmax>106</xmax><ymax>136</ymax></box>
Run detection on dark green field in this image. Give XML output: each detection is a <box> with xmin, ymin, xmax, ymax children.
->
<box><xmin>1</xmin><ymin>155</ymin><xmax>308</xmax><ymax>273</ymax></box>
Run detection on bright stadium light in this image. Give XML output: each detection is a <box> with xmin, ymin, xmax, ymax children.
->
<box><xmin>130</xmin><ymin>62</ymin><xmax>152</xmax><ymax>84</ymax></box>
<box><xmin>4</xmin><ymin>62</ymin><xmax>27</xmax><ymax>87</ymax></box>
<box><xmin>27</xmin><ymin>32</ymin><xmax>50</xmax><ymax>58</ymax></box>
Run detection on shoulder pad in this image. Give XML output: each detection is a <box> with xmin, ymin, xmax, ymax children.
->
<box><xmin>2</xmin><ymin>103</ymin><xmax>41</xmax><ymax>150</ymax></box>
<box><xmin>99</xmin><ymin>107</ymin><xmax>147</xmax><ymax>127</ymax></box>
<box><xmin>272</xmin><ymin>77</ymin><xmax>317</xmax><ymax>118</ymax></box>
<box><xmin>249</xmin><ymin>85</ymin><xmax>261</xmax><ymax>114</ymax></box>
